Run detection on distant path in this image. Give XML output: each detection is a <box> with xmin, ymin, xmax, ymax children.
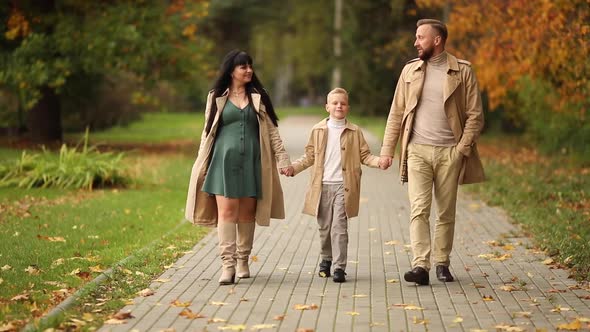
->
<box><xmin>101</xmin><ymin>115</ymin><xmax>590</xmax><ymax>332</ymax></box>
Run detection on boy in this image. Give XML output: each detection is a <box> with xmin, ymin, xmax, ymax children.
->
<box><xmin>286</xmin><ymin>88</ymin><xmax>381</xmax><ymax>282</ymax></box>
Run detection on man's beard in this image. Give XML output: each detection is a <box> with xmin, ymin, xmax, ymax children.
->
<box><xmin>418</xmin><ymin>46</ymin><xmax>434</xmax><ymax>61</ymax></box>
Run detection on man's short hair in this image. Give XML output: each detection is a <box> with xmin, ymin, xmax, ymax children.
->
<box><xmin>327</xmin><ymin>87</ymin><xmax>348</xmax><ymax>102</ymax></box>
<box><xmin>417</xmin><ymin>19</ymin><xmax>448</xmax><ymax>43</ymax></box>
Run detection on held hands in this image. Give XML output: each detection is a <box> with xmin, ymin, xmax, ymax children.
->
<box><xmin>280</xmin><ymin>166</ymin><xmax>295</xmax><ymax>177</ymax></box>
<box><xmin>378</xmin><ymin>156</ymin><xmax>393</xmax><ymax>170</ymax></box>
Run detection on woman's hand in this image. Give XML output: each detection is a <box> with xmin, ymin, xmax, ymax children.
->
<box><xmin>280</xmin><ymin>166</ymin><xmax>295</xmax><ymax>177</ymax></box>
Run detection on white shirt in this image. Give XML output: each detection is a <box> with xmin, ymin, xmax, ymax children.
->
<box><xmin>323</xmin><ymin>117</ymin><xmax>346</xmax><ymax>183</ymax></box>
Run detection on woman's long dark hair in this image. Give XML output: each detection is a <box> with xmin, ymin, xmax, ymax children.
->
<box><xmin>205</xmin><ymin>50</ymin><xmax>279</xmax><ymax>135</ymax></box>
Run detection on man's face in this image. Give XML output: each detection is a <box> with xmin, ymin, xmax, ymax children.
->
<box><xmin>414</xmin><ymin>25</ymin><xmax>437</xmax><ymax>61</ymax></box>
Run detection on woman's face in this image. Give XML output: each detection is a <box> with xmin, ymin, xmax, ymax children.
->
<box><xmin>231</xmin><ymin>63</ymin><xmax>253</xmax><ymax>86</ymax></box>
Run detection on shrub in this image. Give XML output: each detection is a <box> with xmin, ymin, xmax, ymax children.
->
<box><xmin>0</xmin><ymin>130</ymin><xmax>128</xmax><ymax>190</ymax></box>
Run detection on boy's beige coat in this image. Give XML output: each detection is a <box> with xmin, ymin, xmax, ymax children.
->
<box><xmin>185</xmin><ymin>90</ymin><xmax>291</xmax><ymax>227</ymax></box>
<box><xmin>292</xmin><ymin>118</ymin><xmax>379</xmax><ymax>218</ymax></box>
<box><xmin>380</xmin><ymin>53</ymin><xmax>485</xmax><ymax>184</ymax></box>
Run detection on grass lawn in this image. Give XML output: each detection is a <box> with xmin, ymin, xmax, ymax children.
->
<box><xmin>0</xmin><ymin>122</ymin><xmax>209</xmax><ymax>330</ymax></box>
<box><xmin>64</xmin><ymin>112</ymin><xmax>203</xmax><ymax>144</ymax></box>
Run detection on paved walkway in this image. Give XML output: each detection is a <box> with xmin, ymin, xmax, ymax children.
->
<box><xmin>102</xmin><ymin>116</ymin><xmax>590</xmax><ymax>332</ymax></box>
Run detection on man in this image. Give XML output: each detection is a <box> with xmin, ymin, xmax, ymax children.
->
<box><xmin>379</xmin><ymin>19</ymin><xmax>485</xmax><ymax>285</ymax></box>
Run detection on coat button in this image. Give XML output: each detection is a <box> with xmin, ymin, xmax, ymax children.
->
<box><xmin>341</xmin><ymin>147</ymin><xmax>345</xmax><ymax>150</ymax></box>
<box><xmin>344</xmin><ymin>188</ymin><xmax>349</xmax><ymax>192</ymax></box>
<box><xmin>342</xmin><ymin>167</ymin><xmax>346</xmax><ymax>171</ymax></box>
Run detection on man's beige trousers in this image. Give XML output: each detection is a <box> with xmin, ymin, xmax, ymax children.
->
<box><xmin>407</xmin><ymin>143</ymin><xmax>463</xmax><ymax>270</ymax></box>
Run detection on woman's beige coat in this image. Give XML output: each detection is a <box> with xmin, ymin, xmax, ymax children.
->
<box><xmin>185</xmin><ymin>90</ymin><xmax>291</xmax><ymax>227</ymax></box>
<box><xmin>292</xmin><ymin>118</ymin><xmax>380</xmax><ymax>218</ymax></box>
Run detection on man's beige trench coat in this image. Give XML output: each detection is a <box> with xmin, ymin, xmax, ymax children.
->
<box><xmin>380</xmin><ymin>53</ymin><xmax>485</xmax><ymax>184</ymax></box>
<box><xmin>185</xmin><ymin>90</ymin><xmax>291</xmax><ymax>227</ymax></box>
<box><xmin>292</xmin><ymin>118</ymin><xmax>380</xmax><ymax>218</ymax></box>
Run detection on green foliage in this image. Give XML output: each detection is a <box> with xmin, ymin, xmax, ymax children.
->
<box><xmin>0</xmin><ymin>130</ymin><xmax>128</xmax><ymax>189</ymax></box>
<box><xmin>516</xmin><ymin>76</ymin><xmax>590</xmax><ymax>161</ymax></box>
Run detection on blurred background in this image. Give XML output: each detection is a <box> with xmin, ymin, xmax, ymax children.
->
<box><xmin>1</xmin><ymin>0</ymin><xmax>587</xmax><ymax>157</ymax></box>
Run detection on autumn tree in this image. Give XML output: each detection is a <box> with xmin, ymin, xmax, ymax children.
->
<box><xmin>0</xmin><ymin>0</ymin><xmax>211</xmax><ymax>142</ymax></box>
<box><xmin>417</xmin><ymin>0</ymin><xmax>590</xmax><ymax>154</ymax></box>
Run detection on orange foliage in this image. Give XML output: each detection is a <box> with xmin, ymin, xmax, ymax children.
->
<box><xmin>4</xmin><ymin>7</ymin><xmax>31</xmax><ymax>40</ymax></box>
<box><xmin>417</xmin><ymin>0</ymin><xmax>589</xmax><ymax>117</ymax></box>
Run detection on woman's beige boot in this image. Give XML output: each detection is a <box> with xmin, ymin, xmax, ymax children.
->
<box><xmin>236</xmin><ymin>222</ymin><xmax>255</xmax><ymax>278</ymax></box>
<box><xmin>217</xmin><ymin>222</ymin><xmax>237</xmax><ymax>285</ymax></box>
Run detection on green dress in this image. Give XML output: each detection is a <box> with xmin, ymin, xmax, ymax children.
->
<box><xmin>202</xmin><ymin>101</ymin><xmax>262</xmax><ymax>198</ymax></box>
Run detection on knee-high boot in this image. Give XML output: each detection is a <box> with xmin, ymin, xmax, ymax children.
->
<box><xmin>236</xmin><ymin>222</ymin><xmax>255</xmax><ymax>278</ymax></box>
<box><xmin>217</xmin><ymin>222</ymin><xmax>237</xmax><ymax>285</ymax></box>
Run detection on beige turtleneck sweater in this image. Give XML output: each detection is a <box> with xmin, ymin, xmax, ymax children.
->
<box><xmin>411</xmin><ymin>51</ymin><xmax>456</xmax><ymax>146</ymax></box>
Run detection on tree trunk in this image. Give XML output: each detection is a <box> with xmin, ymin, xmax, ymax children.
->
<box><xmin>27</xmin><ymin>87</ymin><xmax>62</xmax><ymax>142</ymax></box>
<box><xmin>331</xmin><ymin>0</ymin><xmax>343</xmax><ymax>89</ymax></box>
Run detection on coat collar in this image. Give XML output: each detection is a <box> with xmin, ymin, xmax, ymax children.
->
<box><xmin>216</xmin><ymin>88</ymin><xmax>262</xmax><ymax>114</ymax></box>
<box><xmin>317</xmin><ymin>117</ymin><xmax>356</xmax><ymax>131</ymax></box>
<box><xmin>411</xmin><ymin>51</ymin><xmax>460</xmax><ymax>73</ymax></box>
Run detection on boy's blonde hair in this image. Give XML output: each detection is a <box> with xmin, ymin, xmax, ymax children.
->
<box><xmin>327</xmin><ymin>87</ymin><xmax>349</xmax><ymax>102</ymax></box>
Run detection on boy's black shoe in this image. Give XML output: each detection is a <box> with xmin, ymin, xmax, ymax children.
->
<box><xmin>333</xmin><ymin>268</ymin><xmax>346</xmax><ymax>283</ymax></box>
<box><xmin>436</xmin><ymin>265</ymin><xmax>455</xmax><ymax>282</ymax></box>
<box><xmin>403</xmin><ymin>266</ymin><xmax>429</xmax><ymax>285</ymax></box>
<box><xmin>319</xmin><ymin>260</ymin><xmax>332</xmax><ymax>277</ymax></box>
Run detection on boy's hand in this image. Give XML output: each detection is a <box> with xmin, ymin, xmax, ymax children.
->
<box><xmin>379</xmin><ymin>156</ymin><xmax>392</xmax><ymax>170</ymax></box>
<box><xmin>280</xmin><ymin>166</ymin><xmax>295</xmax><ymax>177</ymax></box>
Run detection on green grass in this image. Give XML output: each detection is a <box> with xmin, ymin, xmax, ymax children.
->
<box><xmin>64</xmin><ymin>112</ymin><xmax>203</xmax><ymax>144</ymax></box>
<box><xmin>0</xmin><ymin>139</ymin><xmax>209</xmax><ymax>328</ymax></box>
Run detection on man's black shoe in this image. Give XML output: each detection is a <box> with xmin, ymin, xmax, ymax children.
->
<box><xmin>319</xmin><ymin>260</ymin><xmax>332</xmax><ymax>277</ymax></box>
<box><xmin>404</xmin><ymin>266</ymin><xmax>429</xmax><ymax>285</ymax></box>
<box><xmin>333</xmin><ymin>268</ymin><xmax>346</xmax><ymax>283</ymax></box>
<box><xmin>436</xmin><ymin>265</ymin><xmax>455</xmax><ymax>282</ymax></box>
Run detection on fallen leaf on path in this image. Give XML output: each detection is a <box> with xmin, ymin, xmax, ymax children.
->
<box><xmin>218</xmin><ymin>324</ymin><xmax>246</xmax><ymax>331</ymax></box>
<box><xmin>551</xmin><ymin>306</ymin><xmax>571</xmax><ymax>312</ymax></box>
<box><xmin>413</xmin><ymin>317</ymin><xmax>429</xmax><ymax>325</ymax></box>
<box><xmin>368</xmin><ymin>228</ymin><xmax>376</xmax><ymax>232</ymax></box>
<box><xmin>294</xmin><ymin>304</ymin><xmax>318</xmax><ymax>310</ymax></box>
<box><xmin>154</xmin><ymin>278</ymin><xmax>171</xmax><ymax>283</ymax></box>
<box><xmin>295</xmin><ymin>329</ymin><xmax>314</xmax><ymax>332</ymax></box>
<box><xmin>138</xmin><ymin>288</ymin><xmax>154</xmax><ymax>297</ymax></box>
<box><xmin>494</xmin><ymin>324</ymin><xmax>525</xmax><ymax>331</ymax></box>
<box><xmin>542</xmin><ymin>258</ymin><xmax>554</xmax><ymax>265</ymax></box>
<box><xmin>251</xmin><ymin>256</ymin><xmax>258</xmax><ymax>262</ymax></box>
<box><xmin>471</xmin><ymin>283</ymin><xmax>486</xmax><ymax>289</ymax></box>
<box><xmin>547</xmin><ymin>288</ymin><xmax>567</xmax><ymax>293</ymax></box>
<box><xmin>452</xmin><ymin>317</ymin><xmax>463</xmax><ymax>323</ymax></box>
<box><xmin>273</xmin><ymin>315</ymin><xmax>286</xmax><ymax>321</ymax></box>
<box><xmin>103</xmin><ymin>319</ymin><xmax>127</xmax><ymax>325</ymax></box>
<box><xmin>579</xmin><ymin>295</ymin><xmax>590</xmax><ymax>300</ymax></box>
<box><xmin>556</xmin><ymin>319</ymin><xmax>582</xmax><ymax>331</ymax></box>
<box><xmin>352</xmin><ymin>294</ymin><xmax>367</xmax><ymax>298</ymax></box>
<box><xmin>250</xmin><ymin>324</ymin><xmax>276</xmax><ymax>330</ymax></box>
<box><xmin>482</xmin><ymin>295</ymin><xmax>494</xmax><ymax>301</ymax></box>
<box><xmin>346</xmin><ymin>311</ymin><xmax>360</xmax><ymax>316</ymax></box>
<box><xmin>348</xmin><ymin>260</ymin><xmax>359</xmax><ymax>264</ymax></box>
<box><xmin>170</xmin><ymin>300</ymin><xmax>191</xmax><ymax>307</ymax></box>
<box><xmin>512</xmin><ymin>311</ymin><xmax>532</xmax><ymax>318</ymax></box>
<box><xmin>384</xmin><ymin>240</ymin><xmax>399</xmax><ymax>245</ymax></box>
<box><xmin>178</xmin><ymin>309</ymin><xmax>205</xmax><ymax>319</ymax></box>
<box><xmin>502</xmin><ymin>244</ymin><xmax>516</xmax><ymax>250</ymax></box>
<box><xmin>404</xmin><ymin>305</ymin><xmax>424</xmax><ymax>311</ymax></box>
<box><xmin>211</xmin><ymin>301</ymin><xmax>229</xmax><ymax>306</ymax></box>
<box><xmin>208</xmin><ymin>318</ymin><xmax>226</xmax><ymax>323</ymax></box>
<box><xmin>501</xmin><ymin>285</ymin><xmax>519</xmax><ymax>292</ymax></box>
<box><xmin>370</xmin><ymin>322</ymin><xmax>385</xmax><ymax>327</ymax></box>
<box><xmin>386</xmin><ymin>279</ymin><xmax>399</xmax><ymax>283</ymax></box>
<box><xmin>113</xmin><ymin>312</ymin><xmax>134</xmax><ymax>320</ymax></box>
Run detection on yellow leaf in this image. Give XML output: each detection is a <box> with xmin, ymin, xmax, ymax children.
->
<box><xmin>387</xmin><ymin>279</ymin><xmax>399</xmax><ymax>283</ymax></box>
<box><xmin>251</xmin><ymin>256</ymin><xmax>258</xmax><ymax>262</ymax></box>
<box><xmin>502</xmin><ymin>244</ymin><xmax>515</xmax><ymax>250</ymax></box>
<box><xmin>1</xmin><ymin>265</ymin><xmax>12</xmax><ymax>271</ymax></box>
<box><xmin>368</xmin><ymin>228</ymin><xmax>376</xmax><ymax>232</ymax></box>
<box><xmin>384</xmin><ymin>240</ymin><xmax>399</xmax><ymax>245</ymax></box>
<box><xmin>293</xmin><ymin>304</ymin><xmax>319</xmax><ymax>310</ymax></box>
<box><xmin>512</xmin><ymin>311</ymin><xmax>532</xmax><ymax>318</ymax></box>
<box><xmin>352</xmin><ymin>294</ymin><xmax>367</xmax><ymax>298</ymax></box>
<box><xmin>404</xmin><ymin>305</ymin><xmax>424</xmax><ymax>311</ymax></box>
<box><xmin>494</xmin><ymin>324</ymin><xmax>525</xmax><ymax>331</ymax></box>
<box><xmin>542</xmin><ymin>258</ymin><xmax>554</xmax><ymax>265</ymax></box>
<box><xmin>250</xmin><ymin>324</ymin><xmax>277</xmax><ymax>330</ymax></box>
<box><xmin>551</xmin><ymin>306</ymin><xmax>571</xmax><ymax>312</ymax></box>
<box><xmin>89</xmin><ymin>265</ymin><xmax>104</xmax><ymax>273</ymax></box>
<box><xmin>218</xmin><ymin>324</ymin><xmax>246</xmax><ymax>331</ymax></box>
<box><xmin>211</xmin><ymin>301</ymin><xmax>228</xmax><ymax>306</ymax></box>
<box><xmin>413</xmin><ymin>316</ymin><xmax>429</xmax><ymax>325</ymax></box>
<box><xmin>208</xmin><ymin>318</ymin><xmax>226</xmax><ymax>323</ymax></box>
<box><xmin>104</xmin><ymin>318</ymin><xmax>127</xmax><ymax>325</ymax></box>
<box><xmin>25</xmin><ymin>266</ymin><xmax>40</xmax><ymax>275</ymax></box>
<box><xmin>273</xmin><ymin>315</ymin><xmax>286</xmax><ymax>321</ymax></box>
<box><xmin>346</xmin><ymin>311</ymin><xmax>360</xmax><ymax>316</ymax></box>
<box><xmin>155</xmin><ymin>278</ymin><xmax>171</xmax><ymax>283</ymax></box>
<box><xmin>48</xmin><ymin>236</ymin><xmax>66</xmax><ymax>242</ymax></box>
<box><xmin>370</xmin><ymin>322</ymin><xmax>385</xmax><ymax>327</ymax></box>
<box><xmin>452</xmin><ymin>316</ymin><xmax>463</xmax><ymax>323</ymax></box>
<box><xmin>179</xmin><ymin>308</ymin><xmax>205</xmax><ymax>319</ymax></box>
<box><xmin>483</xmin><ymin>295</ymin><xmax>495</xmax><ymax>301</ymax></box>
<box><xmin>501</xmin><ymin>285</ymin><xmax>518</xmax><ymax>292</ymax></box>
<box><xmin>171</xmin><ymin>300</ymin><xmax>191</xmax><ymax>307</ymax></box>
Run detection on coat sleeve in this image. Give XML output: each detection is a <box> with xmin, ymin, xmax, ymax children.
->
<box><xmin>457</xmin><ymin>67</ymin><xmax>484</xmax><ymax>156</ymax></box>
<box><xmin>292</xmin><ymin>130</ymin><xmax>316</xmax><ymax>175</ymax></box>
<box><xmin>380</xmin><ymin>67</ymin><xmax>407</xmax><ymax>157</ymax></box>
<box><xmin>265</xmin><ymin>113</ymin><xmax>292</xmax><ymax>169</ymax></box>
<box><xmin>359</xmin><ymin>130</ymin><xmax>380</xmax><ymax>168</ymax></box>
<box><xmin>197</xmin><ymin>91</ymin><xmax>215</xmax><ymax>156</ymax></box>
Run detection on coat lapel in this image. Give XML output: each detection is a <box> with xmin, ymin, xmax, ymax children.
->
<box><xmin>444</xmin><ymin>54</ymin><xmax>461</xmax><ymax>104</ymax></box>
<box><xmin>213</xmin><ymin>90</ymin><xmax>229</xmax><ymax>132</ymax></box>
<box><xmin>251</xmin><ymin>93</ymin><xmax>261</xmax><ymax>114</ymax></box>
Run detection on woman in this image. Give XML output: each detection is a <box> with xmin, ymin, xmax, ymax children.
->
<box><xmin>185</xmin><ymin>50</ymin><xmax>292</xmax><ymax>285</ymax></box>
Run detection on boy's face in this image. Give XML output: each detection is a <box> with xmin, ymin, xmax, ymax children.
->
<box><xmin>325</xmin><ymin>93</ymin><xmax>349</xmax><ymax>120</ymax></box>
